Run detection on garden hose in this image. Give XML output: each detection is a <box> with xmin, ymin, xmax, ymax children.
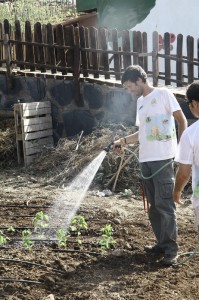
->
<box><xmin>123</xmin><ymin>146</ymin><xmax>173</xmax><ymax>180</ymax></box>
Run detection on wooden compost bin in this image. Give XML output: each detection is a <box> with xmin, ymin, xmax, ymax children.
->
<box><xmin>14</xmin><ymin>101</ymin><xmax>54</xmax><ymax>166</ymax></box>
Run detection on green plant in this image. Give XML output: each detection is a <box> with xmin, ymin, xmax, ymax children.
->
<box><xmin>99</xmin><ymin>224</ymin><xmax>116</xmax><ymax>251</ymax></box>
<box><xmin>0</xmin><ymin>230</ymin><xmax>10</xmax><ymax>245</ymax></box>
<box><xmin>21</xmin><ymin>229</ymin><xmax>34</xmax><ymax>250</ymax></box>
<box><xmin>70</xmin><ymin>215</ymin><xmax>88</xmax><ymax>246</ymax></box>
<box><xmin>33</xmin><ymin>211</ymin><xmax>49</xmax><ymax>239</ymax></box>
<box><xmin>7</xmin><ymin>226</ymin><xmax>15</xmax><ymax>233</ymax></box>
<box><xmin>100</xmin><ymin>224</ymin><xmax>113</xmax><ymax>237</ymax></box>
<box><xmin>56</xmin><ymin>228</ymin><xmax>69</xmax><ymax>248</ymax></box>
<box><xmin>99</xmin><ymin>235</ymin><xmax>117</xmax><ymax>250</ymax></box>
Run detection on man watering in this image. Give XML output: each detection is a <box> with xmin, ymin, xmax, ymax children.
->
<box><xmin>113</xmin><ymin>65</ymin><xmax>187</xmax><ymax>265</ymax></box>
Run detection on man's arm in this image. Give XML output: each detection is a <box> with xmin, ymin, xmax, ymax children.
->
<box><xmin>173</xmin><ymin>163</ymin><xmax>192</xmax><ymax>204</ymax></box>
<box><xmin>114</xmin><ymin>131</ymin><xmax>139</xmax><ymax>146</ymax></box>
<box><xmin>173</xmin><ymin>110</ymin><xmax>188</xmax><ymax>141</ymax></box>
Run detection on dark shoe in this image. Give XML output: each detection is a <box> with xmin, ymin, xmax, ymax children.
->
<box><xmin>160</xmin><ymin>254</ymin><xmax>178</xmax><ymax>266</ymax></box>
<box><xmin>144</xmin><ymin>244</ymin><xmax>164</xmax><ymax>254</ymax></box>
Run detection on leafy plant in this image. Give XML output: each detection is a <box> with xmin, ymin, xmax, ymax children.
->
<box><xmin>7</xmin><ymin>226</ymin><xmax>15</xmax><ymax>233</ymax></box>
<box><xmin>33</xmin><ymin>211</ymin><xmax>49</xmax><ymax>239</ymax></box>
<box><xmin>99</xmin><ymin>235</ymin><xmax>117</xmax><ymax>250</ymax></box>
<box><xmin>100</xmin><ymin>224</ymin><xmax>113</xmax><ymax>237</ymax></box>
<box><xmin>99</xmin><ymin>224</ymin><xmax>116</xmax><ymax>251</ymax></box>
<box><xmin>21</xmin><ymin>229</ymin><xmax>34</xmax><ymax>250</ymax></box>
<box><xmin>57</xmin><ymin>228</ymin><xmax>69</xmax><ymax>248</ymax></box>
<box><xmin>0</xmin><ymin>230</ymin><xmax>10</xmax><ymax>245</ymax></box>
<box><xmin>70</xmin><ymin>215</ymin><xmax>88</xmax><ymax>246</ymax></box>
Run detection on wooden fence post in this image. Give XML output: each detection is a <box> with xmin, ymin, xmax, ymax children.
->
<box><xmin>3</xmin><ymin>33</ymin><xmax>13</xmax><ymax>89</ymax></box>
<box><xmin>152</xmin><ymin>31</ymin><xmax>159</xmax><ymax>86</ymax></box>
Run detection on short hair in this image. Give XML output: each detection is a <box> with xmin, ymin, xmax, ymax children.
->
<box><xmin>121</xmin><ymin>65</ymin><xmax>147</xmax><ymax>85</ymax></box>
<box><xmin>186</xmin><ymin>81</ymin><xmax>199</xmax><ymax>102</ymax></box>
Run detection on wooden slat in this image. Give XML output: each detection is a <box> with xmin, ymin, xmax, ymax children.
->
<box><xmin>122</xmin><ymin>30</ymin><xmax>131</xmax><ymax>70</ymax></box>
<box><xmin>90</xmin><ymin>27</ymin><xmax>99</xmax><ymax>78</ymax></box>
<box><xmin>137</xmin><ymin>31</ymin><xmax>143</xmax><ymax>67</ymax></box>
<box><xmin>34</xmin><ymin>22</ymin><xmax>46</xmax><ymax>73</ymax></box>
<box><xmin>23</xmin><ymin>108</ymin><xmax>51</xmax><ymax>117</ymax></box>
<box><xmin>23</xmin><ymin>121</ymin><xmax>52</xmax><ymax>133</ymax></box>
<box><xmin>46</xmin><ymin>23</ymin><xmax>56</xmax><ymax>74</ymax></box>
<box><xmin>187</xmin><ymin>35</ymin><xmax>194</xmax><ymax>84</ymax></box>
<box><xmin>0</xmin><ymin>23</ymin><xmax>2</xmax><ymax>67</ymax></box>
<box><xmin>142</xmin><ymin>32</ymin><xmax>148</xmax><ymax>72</ymax></box>
<box><xmin>4</xmin><ymin>19</ymin><xmax>11</xmax><ymax>36</ymax></box>
<box><xmin>23</xmin><ymin>115</ymin><xmax>52</xmax><ymax>126</ymax></box>
<box><xmin>112</xmin><ymin>29</ymin><xmax>121</xmax><ymax>81</ymax></box>
<box><xmin>15</xmin><ymin>20</ymin><xmax>24</xmax><ymax>70</ymax></box>
<box><xmin>98</xmin><ymin>27</ymin><xmax>110</xmax><ymax>79</ymax></box>
<box><xmin>25</xmin><ymin>21</ymin><xmax>35</xmax><ymax>71</ymax></box>
<box><xmin>132</xmin><ymin>31</ymin><xmax>139</xmax><ymax>65</ymax></box>
<box><xmin>64</xmin><ymin>25</ymin><xmax>75</xmax><ymax>72</ymax></box>
<box><xmin>85</xmin><ymin>27</ymin><xmax>91</xmax><ymax>70</ymax></box>
<box><xmin>164</xmin><ymin>32</ymin><xmax>171</xmax><ymax>85</ymax></box>
<box><xmin>24</xmin><ymin>136</ymin><xmax>54</xmax><ymax>149</ymax></box>
<box><xmin>21</xmin><ymin>101</ymin><xmax>51</xmax><ymax>110</ymax></box>
<box><xmin>152</xmin><ymin>31</ymin><xmax>159</xmax><ymax>87</ymax></box>
<box><xmin>176</xmin><ymin>34</ymin><xmax>183</xmax><ymax>87</ymax></box>
<box><xmin>24</xmin><ymin>136</ymin><xmax>54</xmax><ymax>155</ymax></box>
<box><xmin>74</xmin><ymin>27</ymin><xmax>83</xmax><ymax>106</ymax></box>
<box><xmin>79</xmin><ymin>26</ymin><xmax>89</xmax><ymax>77</ymax></box>
<box><xmin>56</xmin><ymin>24</ymin><xmax>67</xmax><ymax>75</ymax></box>
<box><xmin>24</xmin><ymin>128</ymin><xmax>53</xmax><ymax>141</ymax></box>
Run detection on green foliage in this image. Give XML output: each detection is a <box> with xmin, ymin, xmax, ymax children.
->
<box><xmin>57</xmin><ymin>228</ymin><xmax>69</xmax><ymax>248</ymax></box>
<box><xmin>99</xmin><ymin>224</ymin><xmax>116</xmax><ymax>251</ymax></box>
<box><xmin>33</xmin><ymin>211</ymin><xmax>49</xmax><ymax>239</ymax></box>
<box><xmin>7</xmin><ymin>226</ymin><xmax>15</xmax><ymax>233</ymax></box>
<box><xmin>0</xmin><ymin>0</ymin><xmax>78</xmax><ymax>30</ymax></box>
<box><xmin>21</xmin><ymin>229</ymin><xmax>34</xmax><ymax>250</ymax></box>
<box><xmin>0</xmin><ymin>230</ymin><xmax>10</xmax><ymax>245</ymax></box>
<box><xmin>70</xmin><ymin>215</ymin><xmax>88</xmax><ymax>246</ymax></box>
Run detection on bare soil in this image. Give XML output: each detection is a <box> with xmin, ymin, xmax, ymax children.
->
<box><xmin>0</xmin><ymin>166</ymin><xmax>199</xmax><ymax>300</ymax></box>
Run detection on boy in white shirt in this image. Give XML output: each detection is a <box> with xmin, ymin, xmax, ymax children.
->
<box><xmin>174</xmin><ymin>81</ymin><xmax>199</xmax><ymax>234</ymax></box>
<box><xmin>114</xmin><ymin>65</ymin><xmax>187</xmax><ymax>265</ymax></box>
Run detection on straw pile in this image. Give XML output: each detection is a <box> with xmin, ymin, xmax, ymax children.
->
<box><xmin>28</xmin><ymin>125</ymin><xmax>141</xmax><ymax>194</ymax></box>
<box><xmin>0</xmin><ymin>119</ymin><xmax>17</xmax><ymax>168</ymax></box>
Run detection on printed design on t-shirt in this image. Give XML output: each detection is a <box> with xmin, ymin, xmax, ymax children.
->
<box><xmin>192</xmin><ymin>165</ymin><xmax>199</xmax><ymax>198</ymax></box>
<box><xmin>151</xmin><ymin>98</ymin><xmax>157</xmax><ymax>105</ymax></box>
<box><xmin>145</xmin><ymin>114</ymin><xmax>176</xmax><ymax>141</ymax></box>
<box><xmin>193</xmin><ymin>178</ymin><xmax>199</xmax><ymax>197</ymax></box>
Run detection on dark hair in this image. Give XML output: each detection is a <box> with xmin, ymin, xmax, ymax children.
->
<box><xmin>186</xmin><ymin>81</ymin><xmax>199</xmax><ymax>102</ymax></box>
<box><xmin>121</xmin><ymin>65</ymin><xmax>147</xmax><ymax>85</ymax></box>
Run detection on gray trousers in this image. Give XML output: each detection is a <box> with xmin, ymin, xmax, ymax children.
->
<box><xmin>140</xmin><ymin>159</ymin><xmax>178</xmax><ymax>255</ymax></box>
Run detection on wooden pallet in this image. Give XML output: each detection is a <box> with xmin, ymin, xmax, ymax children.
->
<box><xmin>14</xmin><ymin>101</ymin><xmax>54</xmax><ymax>166</ymax></box>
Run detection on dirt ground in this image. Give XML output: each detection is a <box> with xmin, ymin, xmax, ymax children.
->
<box><xmin>0</xmin><ymin>165</ymin><xmax>199</xmax><ymax>300</ymax></box>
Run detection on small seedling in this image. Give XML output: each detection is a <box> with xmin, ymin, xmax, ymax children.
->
<box><xmin>7</xmin><ymin>226</ymin><xmax>15</xmax><ymax>233</ymax></box>
<box><xmin>70</xmin><ymin>215</ymin><xmax>88</xmax><ymax>246</ymax></box>
<box><xmin>0</xmin><ymin>230</ymin><xmax>10</xmax><ymax>245</ymax></box>
<box><xmin>99</xmin><ymin>224</ymin><xmax>116</xmax><ymax>251</ymax></box>
<box><xmin>99</xmin><ymin>235</ymin><xmax>117</xmax><ymax>250</ymax></box>
<box><xmin>100</xmin><ymin>224</ymin><xmax>113</xmax><ymax>237</ymax></box>
<box><xmin>57</xmin><ymin>228</ymin><xmax>69</xmax><ymax>248</ymax></box>
<box><xmin>33</xmin><ymin>211</ymin><xmax>49</xmax><ymax>239</ymax></box>
<box><xmin>21</xmin><ymin>229</ymin><xmax>34</xmax><ymax>250</ymax></box>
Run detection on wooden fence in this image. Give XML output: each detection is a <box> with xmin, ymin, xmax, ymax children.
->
<box><xmin>0</xmin><ymin>19</ymin><xmax>199</xmax><ymax>91</ymax></box>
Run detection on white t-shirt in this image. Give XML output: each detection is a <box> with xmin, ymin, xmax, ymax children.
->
<box><xmin>136</xmin><ymin>88</ymin><xmax>181</xmax><ymax>162</ymax></box>
<box><xmin>175</xmin><ymin>119</ymin><xmax>199</xmax><ymax>203</ymax></box>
